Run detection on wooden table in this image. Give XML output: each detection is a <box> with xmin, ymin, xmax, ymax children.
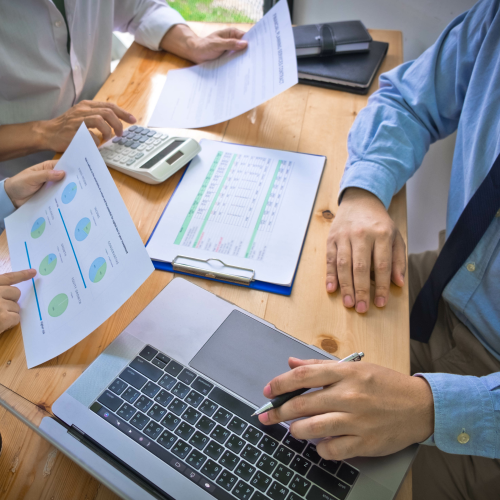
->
<box><xmin>0</xmin><ymin>23</ymin><xmax>408</xmax><ymax>500</ymax></box>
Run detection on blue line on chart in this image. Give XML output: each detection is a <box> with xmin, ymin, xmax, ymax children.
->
<box><xmin>59</xmin><ymin>208</ymin><xmax>87</xmax><ymax>288</ymax></box>
<box><xmin>25</xmin><ymin>242</ymin><xmax>42</xmax><ymax>321</ymax></box>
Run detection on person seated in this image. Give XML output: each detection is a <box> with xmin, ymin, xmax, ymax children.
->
<box><xmin>259</xmin><ymin>1</ymin><xmax>500</xmax><ymax>498</ymax></box>
<box><xmin>0</xmin><ymin>0</ymin><xmax>248</xmax><ymax>178</ymax></box>
<box><xmin>0</xmin><ymin>161</ymin><xmax>65</xmax><ymax>334</ymax></box>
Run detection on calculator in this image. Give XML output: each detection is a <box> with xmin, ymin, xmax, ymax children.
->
<box><xmin>99</xmin><ymin>125</ymin><xmax>201</xmax><ymax>184</ymax></box>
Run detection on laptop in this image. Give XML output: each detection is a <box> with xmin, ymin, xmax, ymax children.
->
<box><xmin>40</xmin><ymin>277</ymin><xmax>415</xmax><ymax>500</ymax></box>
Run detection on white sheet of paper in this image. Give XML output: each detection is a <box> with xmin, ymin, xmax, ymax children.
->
<box><xmin>5</xmin><ymin>125</ymin><xmax>154</xmax><ymax>368</ymax></box>
<box><xmin>148</xmin><ymin>0</ymin><xmax>298</xmax><ymax>129</ymax></box>
<box><xmin>146</xmin><ymin>140</ymin><xmax>325</xmax><ymax>286</ymax></box>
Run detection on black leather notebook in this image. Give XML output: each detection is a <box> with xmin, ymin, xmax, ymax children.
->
<box><xmin>293</xmin><ymin>21</ymin><xmax>372</xmax><ymax>58</ymax></box>
<box><xmin>297</xmin><ymin>41</ymin><xmax>389</xmax><ymax>95</ymax></box>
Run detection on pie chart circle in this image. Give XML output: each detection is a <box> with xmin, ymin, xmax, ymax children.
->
<box><xmin>48</xmin><ymin>293</ymin><xmax>68</xmax><ymax>317</ymax></box>
<box><xmin>89</xmin><ymin>257</ymin><xmax>107</xmax><ymax>283</ymax></box>
<box><xmin>62</xmin><ymin>182</ymin><xmax>77</xmax><ymax>204</ymax></box>
<box><xmin>31</xmin><ymin>217</ymin><xmax>46</xmax><ymax>239</ymax></box>
<box><xmin>39</xmin><ymin>253</ymin><xmax>57</xmax><ymax>275</ymax></box>
<box><xmin>75</xmin><ymin>217</ymin><xmax>91</xmax><ymax>241</ymax></box>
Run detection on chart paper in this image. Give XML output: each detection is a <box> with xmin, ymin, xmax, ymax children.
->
<box><xmin>5</xmin><ymin>125</ymin><xmax>154</xmax><ymax>368</ymax></box>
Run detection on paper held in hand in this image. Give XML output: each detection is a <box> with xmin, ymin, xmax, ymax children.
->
<box><xmin>5</xmin><ymin>124</ymin><xmax>154</xmax><ymax>368</ymax></box>
<box><xmin>149</xmin><ymin>0</ymin><xmax>298</xmax><ymax>129</ymax></box>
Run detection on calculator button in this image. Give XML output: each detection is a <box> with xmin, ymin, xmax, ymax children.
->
<box><xmin>153</xmin><ymin>139</ymin><xmax>161</xmax><ymax>145</ymax></box>
<box><xmin>128</xmin><ymin>125</ymin><xmax>137</xmax><ymax>132</ymax></box>
<box><xmin>139</xmin><ymin>137</ymin><xmax>148</xmax><ymax>143</ymax></box>
<box><xmin>141</xmin><ymin>129</ymin><xmax>150</xmax><ymax>135</ymax></box>
<box><xmin>146</xmin><ymin>138</ymin><xmax>154</xmax><ymax>144</ymax></box>
<box><xmin>126</xmin><ymin>159</ymin><xmax>135</xmax><ymax>166</ymax></box>
<box><xmin>135</xmin><ymin>152</ymin><xmax>144</xmax><ymax>159</ymax></box>
<box><xmin>130</xmin><ymin>143</ymin><xmax>140</xmax><ymax>149</ymax></box>
<box><xmin>153</xmin><ymin>133</ymin><xmax>162</xmax><ymax>139</ymax></box>
<box><xmin>146</xmin><ymin>145</ymin><xmax>154</xmax><ymax>151</ymax></box>
<box><xmin>135</xmin><ymin>126</ymin><xmax>144</xmax><ymax>132</ymax></box>
<box><xmin>125</xmin><ymin>140</ymin><xmax>133</xmax><ymax>147</ymax></box>
<box><xmin>138</xmin><ymin>144</ymin><xmax>147</xmax><ymax>151</ymax></box>
<box><xmin>118</xmin><ymin>138</ymin><xmax>127</xmax><ymax>145</ymax></box>
<box><xmin>160</xmin><ymin>135</ymin><xmax>168</xmax><ymax>141</ymax></box>
<box><xmin>112</xmin><ymin>136</ymin><xmax>121</xmax><ymax>143</ymax></box>
<box><xmin>147</xmin><ymin>130</ymin><xmax>156</xmax><ymax>137</ymax></box>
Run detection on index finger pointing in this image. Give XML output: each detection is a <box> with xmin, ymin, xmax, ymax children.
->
<box><xmin>0</xmin><ymin>269</ymin><xmax>36</xmax><ymax>286</ymax></box>
<box><xmin>88</xmin><ymin>101</ymin><xmax>136</xmax><ymax>124</ymax></box>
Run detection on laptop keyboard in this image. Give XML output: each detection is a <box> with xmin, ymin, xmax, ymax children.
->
<box><xmin>90</xmin><ymin>345</ymin><xmax>359</xmax><ymax>500</ymax></box>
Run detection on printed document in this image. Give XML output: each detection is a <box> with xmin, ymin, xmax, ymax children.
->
<box><xmin>147</xmin><ymin>140</ymin><xmax>325</xmax><ymax>286</ymax></box>
<box><xmin>5</xmin><ymin>125</ymin><xmax>154</xmax><ymax>368</ymax></box>
<box><xmin>149</xmin><ymin>0</ymin><xmax>298</xmax><ymax>129</ymax></box>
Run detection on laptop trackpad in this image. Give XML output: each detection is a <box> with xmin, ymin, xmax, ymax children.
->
<box><xmin>189</xmin><ymin>310</ymin><xmax>331</xmax><ymax>408</ymax></box>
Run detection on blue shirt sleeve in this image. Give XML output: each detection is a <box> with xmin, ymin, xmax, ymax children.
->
<box><xmin>0</xmin><ymin>180</ymin><xmax>16</xmax><ymax>232</ymax></box>
<box><xmin>416</xmin><ymin>372</ymin><xmax>500</xmax><ymax>458</ymax></box>
<box><xmin>339</xmin><ymin>0</ymin><xmax>497</xmax><ymax>209</ymax></box>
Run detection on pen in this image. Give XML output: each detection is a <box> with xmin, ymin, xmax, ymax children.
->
<box><xmin>251</xmin><ymin>352</ymin><xmax>365</xmax><ymax>417</ymax></box>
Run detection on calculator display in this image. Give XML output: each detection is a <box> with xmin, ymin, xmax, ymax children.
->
<box><xmin>140</xmin><ymin>140</ymin><xmax>184</xmax><ymax>169</ymax></box>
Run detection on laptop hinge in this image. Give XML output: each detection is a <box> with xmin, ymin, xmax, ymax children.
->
<box><xmin>69</xmin><ymin>425</ymin><xmax>86</xmax><ymax>440</ymax></box>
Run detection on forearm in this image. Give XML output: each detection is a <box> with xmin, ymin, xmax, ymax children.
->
<box><xmin>0</xmin><ymin>180</ymin><xmax>16</xmax><ymax>232</ymax></box>
<box><xmin>159</xmin><ymin>24</ymin><xmax>198</xmax><ymax>62</ymax></box>
<box><xmin>0</xmin><ymin>122</ymin><xmax>50</xmax><ymax>161</ymax></box>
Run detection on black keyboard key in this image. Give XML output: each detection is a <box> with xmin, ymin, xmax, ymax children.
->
<box><xmin>243</xmin><ymin>426</ymin><xmax>263</xmax><ymax>445</ymax></box>
<box><xmin>306</xmin><ymin>466</ymin><xmax>350</xmax><ymax>500</ymax></box>
<box><xmin>97</xmin><ymin>391</ymin><xmax>123</xmax><ymax>412</ymax></box>
<box><xmin>158</xmin><ymin>374</ymin><xmax>176</xmax><ymax>390</ymax></box>
<box><xmin>219</xmin><ymin>450</ymin><xmax>239</xmax><ymax>471</ymax></box>
<box><xmin>336</xmin><ymin>462</ymin><xmax>359</xmax><ymax>486</ymax></box>
<box><xmin>168</xmin><ymin>398</ymin><xmax>187</xmax><ymax>416</ymax></box>
<box><xmin>189</xmin><ymin>431</ymin><xmax>210</xmax><ymax>450</ymax></box>
<box><xmin>288</xmin><ymin>494</ymin><xmax>302</xmax><ymax>500</ymax></box>
<box><xmin>211</xmin><ymin>425</ymin><xmax>231</xmax><ymax>444</ymax></box>
<box><xmin>241</xmin><ymin>444</ymin><xmax>261</xmax><ymax>464</ymax></box>
<box><xmin>206</xmin><ymin>440</ymin><xmax>224</xmax><ymax>460</ymax></box>
<box><xmin>130</xmin><ymin>411</ymin><xmax>149</xmax><ymax>430</ymax></box>
<box><xmin>273</xmin><ymin>464</ymin><xmax>294</xmax><ymax>486</ymax></box>
<box><xmin>233</xmin><ymin>480</ymin><xmax>255</xmax><ymax>500</ymax></box>
<box><xmin>213</xmin><ymin>408</ymin><xmax>232</xmax><ymax>425</ymax></box>
<box><xmin>157</xmin><ymin>429</ymin><xmax>177</xmax><ymax>449</ymax></box>
<box><xmin>155</xmin><ymin>389</ymin><xmax>174</xmax><ymax>407</ymax></box>
<box><xmin>306</xmin><ymin>485</ymin><xmax>343</xmax><ymax>500</ymax></box>
<box><xmin>228</xmin><ymin>416</ymin><xmax>247</xmax><ymax>436</ymax></box>
<box><xmin>165</xmin><ymin>360</ymin><xmax>183</xmax><ymax>377</ymax></box>
<box><xmin>250</xmin><ymin>471</ymin><xmax>272</xmax><ymax>493</ymax></box>
<box><xmin>196</xmin><ymin>416</ymin><xmax>216</xmax><ymax>434</ymax></box>
<box><xmin>199</xmin><ymin>400</ymin><xmax>218</xmax><ymax>417</ymax></box>
<box><xmin>178</xmin><ymin>369</ymin><xmax>196</xmax><ymax>385</ymax></box>
<box><xmin>134</xmin><ymin>395</ymin><xmax>153</xmax><ymax>412</ymax></box>
<box><xmin>257</xmin><ymin>454</ymin><xmax>278</xmax><ymax>474</ymax></box>
<box><xmin>234</xmin><ymin>460</ymin><xmax>256</xmax><ymax>481</ymax></box>
<box><xmin>122</xmin><ymin>387</ymin><xmax>140</xmax><ymax>403</ymax></box>
<box><xmin>144</xmin><ymin>421</ymin><xmax>163</xmax><ymax>440</ymax></box>
<box><xmin>117</xmin><ymin>403</ymin><xmax>135</xmax><ymax>420</ymax></box>
<box><xmin>152</xmin><ymin>357</ymin><xmax>166</xmax><ymax>369</ymax></box>
<box><xmin>175</xmin><ymin>422</ymin><xmax>195</xmax><ymax>440</ymax></box>
<box><xmin>290</xmin><ymin>455</ymin><xmax>312</xmax><ymax>476</ymax></box>
<box><xmin>201</xmin><ymin>459</ymin><xmax>222</xmax><ymax>480</ymax></box>
<box><xmin>185</xmin><ymin>390</ymin><xmax>204</xmax><ymax>408</ymax></box>
<box><xmin>226</xmin><ymin>434</ymin><xmax>245</xmax><ymax>454</ymax></box>
<box><xmin>268</xmin><ymin>481</ymin><xmax>289</xmax><ymax>500</ymax></box>
<box><xmin>109</xmin><ymin>378</ymin><xmax>127</xmax><ymax>395</ymax></box>
<box><xmin>251</xmin><ymin>493</ymin><xmax>267</xmax><ymax>500</ymax></box>
<box><xmin>274</xmin><ymin>445</ymin><xmax>294</xmax><ymax>465</ymax></box>
<box><xmin>303</xmin><ymin>444</ymin><xmax>320</xmax><ymax>464</ymax></box>
<box><xmin>319</xmin><ymin>459</ymin><xmax>340</xmax><ymax>475</ymax></box>
<box><xmin>186</xmin><ymin>449</ymin><xmax>207</xmax><ymax>470</ymax></box>
<box><xmin>192</xmin><ymin>376</ymin><xmax>214</xmax><ymax>396</ymax></box>
<box><xmin>290</xmin><ymin>475</ymin><xmax>311</xmax><ymax>496</ymax></box>
<box><xmin>258</xmin><ymin>435</ymin><xmax>279</xmax><ymax>455</ymax></box>
<box><xmin>119</xmin><ymin>367</ymin><xmax>147</xmax><ymax>390</ymax></box>
<box><xmin>148</xmin><ymin>403</ymin><xmax>167</xmax><ymax>422</ymax></box>
<box><xmin>142</xmin><ymin>381</ymin><xmax>161</xmax><ymax>398</ymax></box>
<box><xmin>139</xmin><ymin>345</ymin><xmax>158</xmax><ymax>361</ymax></box>
<box><xmin>172</xmin><ymin>382</ymin><xmax>190</xmax><ymax>399</ymax></box>
<box><xmin>182</xmin><ymin>407</ymin><xmax>201</xmax><ymax>425</ymax></box>
<box><xmin>161</xmin><ymin>412</ymin><xmax>181</xmax><ymax>431</ymax></box>
<box><xmin>217</xmin><ymin>470</ymin><xmax>238</xmax><ymax>491</ymax></box>
<box><xmin>283</xmin><ymin>433</ymin><xmax>307</xmax><ymax>454</ymax></box>
<box><xmin>172</xmin><ymin>439</ymin><xmax>192</xmax><ymax>459</ymax></box>
<box><xmin>156</xmin><ymin>353</ymin><xmax>171</xmax><ymax>365</ymax></box>
<box><xmin>130</xmin><ymin>356</ymin><xmax>163</xmax><ymax>382</ymax></box>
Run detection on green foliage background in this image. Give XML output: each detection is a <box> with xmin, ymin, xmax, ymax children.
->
<box><xmin>168</xmin><ymin>0</ymin><xmax>255</xmax><ymax>22</ymax></box>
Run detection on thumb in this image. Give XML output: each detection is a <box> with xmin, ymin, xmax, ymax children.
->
<box><xmin>0</xmin><ymin>269</ymin><xmax>36</xmax><ymax>286</ymax></box>
<box><xmin>288</xmin><ymin>357</ymin><xmax>336</xmax><ymax>369</ymax></box>
<box><xmin>28</xmin><ymin>169</ymin><xmax>65</xmax><ymax>186</ymax></box>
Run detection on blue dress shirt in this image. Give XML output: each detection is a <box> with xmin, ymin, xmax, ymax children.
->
<box><xmin>340</xmin><ymin>0</ymin><xmax>500</xmax><ymax>458</ymax></box>
<box><xmin>0</xmin><ymin>181</ymin><xmax>16</xmax><ymax>232</ymax></box>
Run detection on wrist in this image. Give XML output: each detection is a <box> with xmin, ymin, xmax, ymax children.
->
<box><xmin>160</xmin><ymin>24</ymin><xmax>200</xmax><ymax>61</ymax></box>
<box><xmin>3</xmin><ymin>178</ymin><xmax>19</xmax><ymax>209</ymax></box>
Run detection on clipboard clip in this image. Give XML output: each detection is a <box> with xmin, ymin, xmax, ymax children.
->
<box><xmin>172</xmin><ymin>255</ymin><xmax>255</xmax><ymax>286</ymax></box>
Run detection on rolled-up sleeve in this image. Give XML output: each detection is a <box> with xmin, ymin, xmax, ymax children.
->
<box><xmin>416</xmin><ymin>372</ymin><xmax>500</xmax><ymax>458</ymax></box>
<box><xmin>0</xmin><ymin>180</ymin><xmax>16</xmax><ymax>232</ymax></box>
<box><xmin>114</xmin><ymin>0</ymin><xmax>186</xmax><ymax>51</ymax></box>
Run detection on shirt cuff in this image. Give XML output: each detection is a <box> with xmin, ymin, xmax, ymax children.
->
<box><xmin>417</xmin><ymin>372</ymin><xmax>498</xmax><ymax>457</ymax></box>
<box><xmin>338</xmin><ymin>160</ymin><xmax>398</xmax><ymax>210</ymax></box>
<box><xmin>134</xmin><ymin>6</ymin><xmax>186</xmax><ymax>51</ymax></box>
<box><xmin>0</xmin><ymin>180</ymin><xmax>16</xmax><ymax>232</ymax></box>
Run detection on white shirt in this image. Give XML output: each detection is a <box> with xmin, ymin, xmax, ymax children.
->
<box><xmin>0</xmin><ymin>0</ymin><xmax>185</xmax><ymax>179</ymax></box>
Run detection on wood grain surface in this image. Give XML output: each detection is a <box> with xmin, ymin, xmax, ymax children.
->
<box><xmin>0</xmin><ymin>23</ymin><xmax>410</xmax><ymax>500</ymax></box>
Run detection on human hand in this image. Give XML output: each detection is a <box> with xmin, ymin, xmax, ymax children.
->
<box><xmin>258</xmin><ymin>357</ymin><xmax>434</xmax><ymax>461</ymax></box>
<box><xmin>0</xmin><ymin>269</ymin><xmax>36</xmax><ymax>334</ymax></box>
<box><xmin>326</xmin><ymin>188</ymin><xmax>406</xmax><ymax>313</ymax></box>
<box><xmin>4</xmin><ymin>160</ymin><xmax>65</xmax><ymax>208</ymax></box>
<box><xmin>39</xmin><ymin>100</ymin><xmax>136</xmax><ymax>151</ymax></box>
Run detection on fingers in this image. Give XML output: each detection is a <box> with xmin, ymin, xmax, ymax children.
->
<box><xmin>0</xmin><ymin>269</ymin><xmax>36</xmax><ymax>286</ymax></box>
<box><xmin>89</xmin><ymin>130</ymin><xmax>100</xmax><ymax>147</ymax></box>
<box><xmin>31</xmin><ymin>159</ymin><xmax>59</xmax><ymax>172</ymax></box>
<box><xmin>92</xmin><ymin>108</ymin><xmax>124</xmax><ymax>137</ymax></box>
<box><xmin>288</xmin><ymin>357</ymin><xmax>335</xmax><ymax>370</ymax></box>
<box><xmin>336</xmin><ymin>240</ymin><xmax>354</xmax><ymax>308</ymax></box>
<box><xmin>373</xmin><ymin>236</ymin><xmax>392</xmax><ymax>308</ymax></box>
<box><xmin>215</xmin><ymin>38</ymin><xmax>248</xmax><ymax>52</ymax></box>
<box><xmin>290</xmin><ymin>413</ymin><xmax>354</xmax><ymax>441</ymax></box>
<box><xmin>0</xmin><ymin>286</ymin><xmax>21</xmax><ymax>302</ymax></box>
<box><xmin>316</xmin><ymin>435</ymin><xmax>362</xmax><ymax>461</ymax></box>
<box><xmin>326</xmin><ymin>237</ymin><xmax>338</xmax><ymax>293</ymax></box>
<box><xmin>26</xmin><ymin>168</ymin><xmax>65</xmax><ymax>186</ymax></box>
<box><xmin>391</xmin><ymin>231</ymin><xmax>406</xmax><ymax>287</ymax></box>
<box><xmin>84</xmin><ymin>116</ymin><xmax>113</xmax><ymax>142</ymax></box>
<box><xmin>85</xmin><ymin>101</ymin><xmax>136</xmax><ymax>124</ymax></box>
<box><xmin>351</xmin><ymin>235</ymin><xmax>371</xmax><ymax>313</ymax></box>
<box><xmin>214</xmin><ymin>28</ymin><xmax>246</xmax><ymax>40</ymax></box>
<box><xmin>0</xmin><ymin>310</ymin><xmax>21</xmax><ymax>334</ymax></box>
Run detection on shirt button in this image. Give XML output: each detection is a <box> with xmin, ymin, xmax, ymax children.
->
<box><xmin>55</xmin><ymin>20</ymin><xmax>62</xmax><ymax>27</ymax></box>
<box><xmin>457</xmin><ymin>432</ymin><xmax>470</xmax><ymax>444</ymax></box>
<box><xmin>466</xmin><ymin>262</ymin><xmax>476</xmax><ymax>272</ymax></box>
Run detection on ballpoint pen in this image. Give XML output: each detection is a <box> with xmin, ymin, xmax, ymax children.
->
<box><xmin>251</xmin><ymin>351</ymin><xmax>365</xmax><ymax>417</ymax></box>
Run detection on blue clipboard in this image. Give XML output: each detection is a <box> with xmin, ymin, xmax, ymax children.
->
<box><xmin>146</xmin><ymin>142</ymin><xmax>325</xmax><ymax>296</ymax></box>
